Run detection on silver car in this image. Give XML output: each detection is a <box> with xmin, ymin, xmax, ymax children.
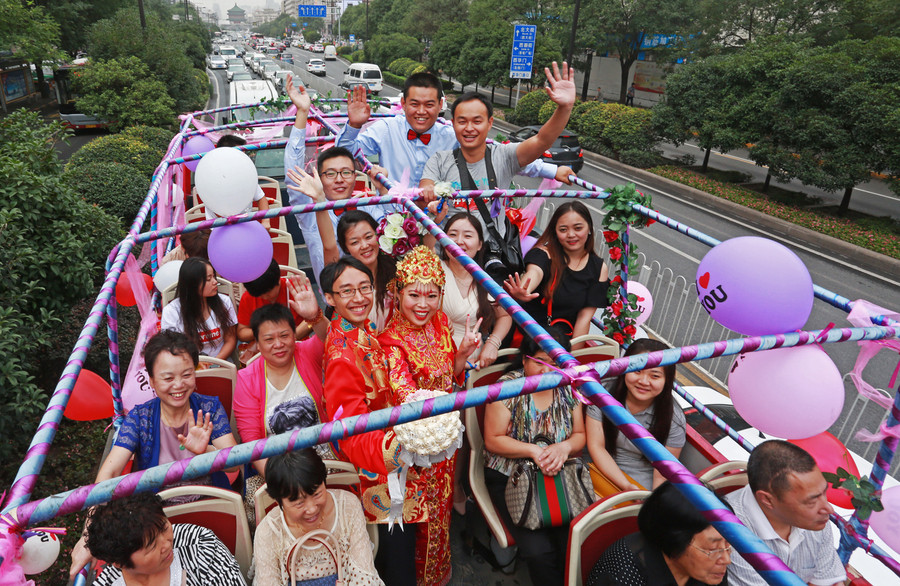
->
<box><xmin>206</xmin><ymin>55</ymin><xmax>227</xmax><ymax>70</ymax></box>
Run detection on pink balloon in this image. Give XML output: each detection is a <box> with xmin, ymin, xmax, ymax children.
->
<box><xmin>728</xmin><ymin>346</ymin><xmax>844</xmax><ymax>439</ymax></box>
<box><xmin>870</xmin><ymin>485</ymin><xmax>900</xmax><ymax>555</ymax></box>
<box><xmin>208</xmin><ymin>222</ymin><xmax>273</xmax><ymax>283</ymax></box>
<box><xmin>521</xmin><ymin>235</ymin><xmax>538</xmax><ymax>256</ymax></box>
<box><xmin>182</xmin><ymin>136</ymin><xmax>215</xmax><ymax>172</ymax></box>
<box><xmin>696</xmin><ymin>237</ymin><xmax>813</xmax><ymax>335</ymax></box>
<box><xmin>627</xmin><ymin>281</ymin><xmax>653</xmax><ymax>327</ymax></box>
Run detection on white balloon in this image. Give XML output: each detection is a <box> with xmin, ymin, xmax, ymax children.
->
<box><xmin>194</xmin><ymin>147</ymin><xmax>258</xmax><ymax>217</ymax></box>
<box><xmin>20</xmin><ymin>530</ymin><xmax>61</xmax><ymax>575</ymax></box>
<box><xmin>153</xmin><ymin>260</ymin><xmax>183</xmax><ymax>292</ymax></box>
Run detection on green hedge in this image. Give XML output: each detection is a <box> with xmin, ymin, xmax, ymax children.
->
<box><xmin>383</xmin><ymin>71</ymin><xmax>405</xmax><ymax>87</ymax></box>
<box><xmin>564</xmin><ymin>102</ymin><xmax>658</xmax><ymax>162</ymax></box>
<box><xmin>63</xmin><ymin>161</ymin><xmax>151</xmax><ymax>227</ymax></box>
<box><xmin>121</xmin><ymin>126</ymin><xmax>173</xmax><ymax>158</ymax></box>
<box><xmin>388</xmin><ymin>57</ymin><xmax>418</xmax><ymax>76</ymax></box>
<box><xmin>508</xmin><ymin>90</ymin><xmax>549</xmax><ymax>126</ymax></box>
<box><xmin>337</xmin><ymin>45</ymin><xmax>354</xmax><ymax>56</ymax></box>
<box><xmin>67</xmin><ymin>134</ymin><xmax>161</xmax><ymax>178</ymax></box>
<box><xmin>349</xmin><ymin>50</ymin><xmax>365</xmax><ymax>63</ymax></box>
<box><xmin>650</xmin><ymin>166</ymin><xmax>900</xmax><ymax>259</ymax></box>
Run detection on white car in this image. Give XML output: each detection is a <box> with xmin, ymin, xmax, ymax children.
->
<box><xmin>206</xmin><ymin>55</ymin><xmax>227</xmax><ymax>70</ymax></box>
<box><xmin>312</xmin><ymin>43</ymin><xmax>324</xmax><ymax>53</ymax></box>
<box><xmin>272</xmin><ymin>70</ymin><xmax>292</xmax><ymax>93</ymax></box>
<box><xmin>226</xmin><ymin>61</ymin><xmax>248</xmax><ymax>82</ymax></box>
<box><xmin>307</xmin><ymin>58</ymin><xmax>326</xmax><ymax>76</ymax></box>
<box><xmin>261</xmin><ymin>62</ymin><xmax>280</xmax><ymax>83</ymax></box>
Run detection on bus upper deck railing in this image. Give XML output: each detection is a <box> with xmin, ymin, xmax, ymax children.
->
<box><xmin>2</xmin><ymin>98</ymin><xmax>898</xmax><ymax>586</ymax></box>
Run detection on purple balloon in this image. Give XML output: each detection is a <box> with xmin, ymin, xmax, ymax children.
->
<box><xmin>521</xmin><ymin>235</ymin><xmax>538</xmax><ymax>256</ymax></box>
<box><xmin>728</xmin><ymin>346</ymin><xmax>844</xmax><ymax>439</ymax></box>
<box><xmin>696</xmin><ymin>237</ymin><xmax>813</xmax><ymax>335</ymax></box>
<box><xmin>182</xmin><ymin>135</ymin><xmax>215</xmax><ymax>172</ymax></box>
<box><xmin>208</xmin><ymin>222</ymin><xmax>273</xmax><ymax>283</ymax></box>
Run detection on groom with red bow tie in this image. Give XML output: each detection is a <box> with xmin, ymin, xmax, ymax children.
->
<box><xmin>336</xmin><ymin>71</ymin><xmax>570</xmax><ymax>202</ymax></box>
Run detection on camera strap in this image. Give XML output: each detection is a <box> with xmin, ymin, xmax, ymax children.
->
<box><xmin>453</xmin><ymin>147</ymin><xmax>502</xmax><ymax>246</ymax></box>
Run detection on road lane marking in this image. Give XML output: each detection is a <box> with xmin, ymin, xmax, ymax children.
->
<box><xmin>583</xmin><ymin>159</ymin><xmax>900</xmax><ymax>288</ymax></box>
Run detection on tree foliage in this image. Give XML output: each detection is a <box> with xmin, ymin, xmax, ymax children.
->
<box><xmin>0</xmin><ymin>0</ymin><xmax>65</xmax><ymax>63</ymax></box>
<box><xmin>365</xmin><ymin>33</ymin><xmax>423</xmax><ymax>69</ymax></box>
<box><xmin>660</xmin><ymin>37</ymin><xmax>900</xmax><ymax>212</ymax></box>
<box><xmin>653</xmin><ymin>56</ymin><xmax>747</xmax><ymax>171</ymax></box>
<box><xmin>74</xmin><ymin>57</ymin><xmax>175</xmax><ymax>131</ymax></box>
<box><xmin>89</xmin><ymin>8</ymin><xmax>208</xmax><ymax>113</ymax></box>
<box><xmin>0</xmin><ymin>111</ymin><xmax>122</xmax><ymax>464</ymax></box>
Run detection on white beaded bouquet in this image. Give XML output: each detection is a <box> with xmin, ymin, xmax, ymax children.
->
<box><xmin>393</xmin><ymin>389</ymin><xmax>464</xmax><ymax>467</ymax></box>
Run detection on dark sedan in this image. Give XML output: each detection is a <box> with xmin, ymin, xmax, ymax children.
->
<box><xmin>507</xmin><ymin>126</ymin><xmax>584</xmax><ymax>173</ymax></box>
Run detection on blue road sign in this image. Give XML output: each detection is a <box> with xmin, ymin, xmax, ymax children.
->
<box><xmin>298</xmin><ymin>5</ymin><xmax>326</xmax><ymax>18</ymax></box>
<box><xmin>349</xmin><ymin>34</ymin><xmax>356</xmax><ymax>42</ymax></box>
<box><xmin>510</xmin><ymin>25</ymin><xmax>536</xmax><ymax>80</ymax></box>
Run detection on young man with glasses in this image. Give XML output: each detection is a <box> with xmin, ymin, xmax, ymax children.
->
<box><xmin>319</xmin><ymin>257</ymin><xmax>421</xmax><ymax>585</ymax></box>
<box><xmin>287</xmin><ymin>146</ymin><xmax>383</xmax><ymax>284</ymax></box>
<box><xmin>725</xmin><ymin>440</ymin><xmax>845</xmax><ymax>586</ymax></box>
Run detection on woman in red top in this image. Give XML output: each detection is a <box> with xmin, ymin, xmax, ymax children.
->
<box><xmin>378</xmin><ymin>246</ymin><xmax>482</xmax><ymax>586</ymax></box>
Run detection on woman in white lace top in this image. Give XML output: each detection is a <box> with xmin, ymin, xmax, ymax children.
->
<box><xmin>252</xmin><ymin>448</ymin><xmax>383</xmax><ymax>585</ymax></box>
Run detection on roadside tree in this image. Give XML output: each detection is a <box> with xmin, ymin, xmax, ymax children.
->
<box><xmin>653</xmin><ymin>56</ymin><xmax>746</xmax><ymax>172</ymax></box>
<box><xmin>74</xmin><ymin>57</ymin><xmax>175</xmax><ymax>131</ymax></box>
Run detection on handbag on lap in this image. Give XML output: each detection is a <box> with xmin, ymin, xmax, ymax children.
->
<box><xmin>504</xmin><ymin>435</ymin><xmax>594</xmax><ymax>530</ymax></box>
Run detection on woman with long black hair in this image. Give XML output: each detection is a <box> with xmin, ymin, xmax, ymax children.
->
<box><xmin>504</xmin><ymin>201</ymin><xmax>609</xmax><ymax>345</ymax></box>
<box><xmin>161</xmin><ymin>256</ymin><xmax>237</xmax><ymax>361</ymax></box>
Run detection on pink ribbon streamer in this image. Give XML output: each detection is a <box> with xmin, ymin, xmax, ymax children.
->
<box><xmin>0</xmin><ymin>513</ymin><xmax>35</xmax><ymax>586</ymax></box>
<box><xmin>846</xmin><ymin>300</ymin><xmax>900</xmax><ymax>410</ymax></box>
<box><xmin>855</xmin><ymin>421</ymin><xmax>900</xmax><ymax>443</ymax></box>
<box><xmin>121</xmin><ymin>253</ymin><xmax>160</xmax><ymax>411</ymax></box>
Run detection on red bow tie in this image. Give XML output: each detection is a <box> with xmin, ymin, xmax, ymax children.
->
<box><xmin>407</xmin><ymin>129</ymin><xmax>431</xmax><ymax>145</ymax></box>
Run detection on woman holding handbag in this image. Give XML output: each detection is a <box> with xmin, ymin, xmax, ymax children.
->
<box><xmin>482</xmin><ymin>327</ymin><xmax>587</xmax><ymax>585</ymax></box>
<box><xmin>252</xmin><ymin>448</ymin><xmax>383</xmax><ymax>585</ymax></box>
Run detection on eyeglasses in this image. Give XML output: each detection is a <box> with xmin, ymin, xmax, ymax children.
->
<box><xmin>334</xmin><ymin>284</ymin><xmax>373</xmax><ymax>299</ymax></box>
<box><xmin>321</xmin><ymin>169</ymin><xmax>355</xmax><ymax>180</ymax></box>
<box><xmin>690</xmin><ymin>543</ymin><xmax>732</xmax><ymax>560</ymax></box>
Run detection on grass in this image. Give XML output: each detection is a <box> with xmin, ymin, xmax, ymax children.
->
<box><xmin>1</xmin><ymin>418</ymin><xmax>108</xmax><ymax>586</ymax></box>
<box><xmin>649</xmin><ymin>165</ymin><xmax>900</xmax><ymax>260</ymax></box>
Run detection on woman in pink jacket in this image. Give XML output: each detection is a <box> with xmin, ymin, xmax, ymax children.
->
<box><xmin>234</xmin><ymin>276</ymin><xmax>329</xmax><ymax>513</ymax></box>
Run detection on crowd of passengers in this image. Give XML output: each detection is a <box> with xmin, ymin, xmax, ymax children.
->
<box><xmin>69</xmin><ymin>67</ymin><xmax>847</xmax><ymax>586</ymax></box>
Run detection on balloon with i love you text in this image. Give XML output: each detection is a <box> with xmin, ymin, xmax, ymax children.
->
<box><xmin>20</xmin><ymin>530</ymin><xmax>61</xmax><ymax>574</ymax></box>
<box><xmin>696</xmin><ymin>237</ymin><xmax>813</xmax><ymax>335</ymax></box>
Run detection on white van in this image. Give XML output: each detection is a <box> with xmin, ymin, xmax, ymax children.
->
<box><xmin>343</xmin><ymin>63</ymin><xmax>383</xmax><ymax>95</ymax></box>
<box><xmin>324</xmin><ymin>45</ymin><xmax>337</xmax><ymax>60</ymax></box>
<box><xmin>228</xmin><ymin>79</ymin><xmax>279</xmax><ymax>123</ymax></box>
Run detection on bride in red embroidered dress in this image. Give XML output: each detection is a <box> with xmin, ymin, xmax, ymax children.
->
<box><xmin>378</xmin><ymin>246</ymin><xmax>482</xmax><ymax>585</ymax></box>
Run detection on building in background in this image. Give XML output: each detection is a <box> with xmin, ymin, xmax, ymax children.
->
<box><xmin>227</xmin><ymin>3</ymin><xmax>247</xmax><ymax>25</ymax></box>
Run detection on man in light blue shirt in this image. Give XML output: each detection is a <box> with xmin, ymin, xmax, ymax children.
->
<box><xmin>335</xmin><ymin>72</ymin><xmax>573</xmax><ymax>198</ymax></box>
<box><xmin>284</xmin><ymin>75</ymin><xmax>386</xmax><ymax>283</ymax></box>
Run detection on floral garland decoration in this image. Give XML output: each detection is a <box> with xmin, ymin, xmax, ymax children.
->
<box><xmin>600</xmin><ymin>183</ymin><xmax>655</xmax><ymax>346</ymax></box>
<box><xmin>377</xmin><ymin>212</ymin><xmax>426</xmax><ymax>258</ymax></box>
